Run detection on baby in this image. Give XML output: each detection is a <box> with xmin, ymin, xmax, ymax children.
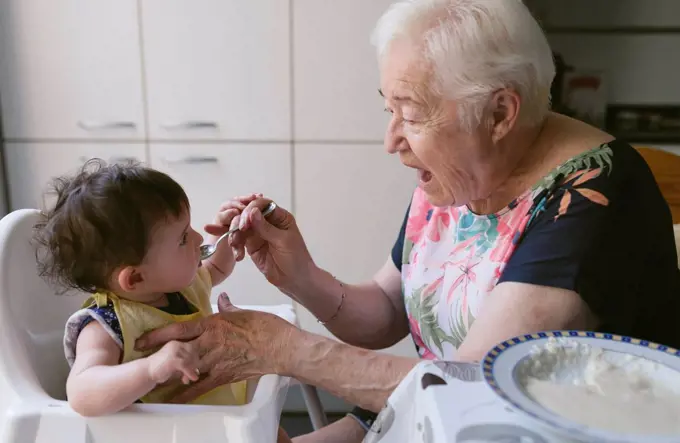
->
<box><xmin>33</xmin><ymin>160</ymin><xmax>290</xmax><ymax>441</ymax></box>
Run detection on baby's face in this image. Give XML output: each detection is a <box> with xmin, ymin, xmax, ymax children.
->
<box><xmin>142</xmin><ymin>210</ymin><xmax>204</xmax><ymax>293</ymax></box>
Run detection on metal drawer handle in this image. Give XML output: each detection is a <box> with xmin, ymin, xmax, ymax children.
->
<box><xmin>78</xmin><ymin>121</ymin><xmax>137</xmax><ymax>130</ymax></box>
<box><xmin>163</xmin><ymin>156</ymin><xmax>219</xmax><ymax>165</ymax></box>
<box><xmin>160</xmin><ymin>121</ymin><xmax>219</xmax><ymax>130</ymax></box>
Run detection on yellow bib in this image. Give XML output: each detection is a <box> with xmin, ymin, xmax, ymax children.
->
<box><xmin>81</xmin><ymin>266</ymin><xmax>247</xmax><ymax>405</ymax></box>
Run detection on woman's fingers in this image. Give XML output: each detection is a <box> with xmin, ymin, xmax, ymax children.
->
<box><xmin>229</xmin><ymin>214</ymin><xmax>246</xmax><ymax>261</ymax></box>
<box><xmin>135</xmin><ymin>319</ymin><xmax>205</xmax><ymax>351</ymax></box>
<box><xmin>239</xmin><ymin>199</ymin><xmax>275</xmax><ymax>232</ymax></box>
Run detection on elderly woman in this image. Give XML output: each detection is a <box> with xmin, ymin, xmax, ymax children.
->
<box><xmin>137</xmin><ymin>0</ymin><xmax>680</xmax><ymax>441</ymax></box>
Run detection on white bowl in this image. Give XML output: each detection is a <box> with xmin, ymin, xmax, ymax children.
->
<box><xmin>482</xmin><ymin>331</ymin><xmax>680</xmax><ymax>443</ymax></box>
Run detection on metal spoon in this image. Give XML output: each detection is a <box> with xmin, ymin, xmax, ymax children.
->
<box><xmin>200</xmin><ymin>201</ymin><xmax>277</xmax><ymax>260</ymax></box>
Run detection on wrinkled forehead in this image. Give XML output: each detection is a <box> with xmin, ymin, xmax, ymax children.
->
<box><xmin>378</xmin><ymin>38</ymin><xmax>435</xmax><ymax>103</ymax></box>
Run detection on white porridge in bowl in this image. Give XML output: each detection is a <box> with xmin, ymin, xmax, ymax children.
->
<box><xmin>515</xmin><ymin>338</ymin><xmax>680</xmax><ymax>436</ymax></box>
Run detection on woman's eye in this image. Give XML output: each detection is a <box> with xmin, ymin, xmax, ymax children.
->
<box><xmin>384</xmin><ymin>107</ymin><xmax>394</xmax><ymax>114</ymax></box>
<box><xmin>180</xmin><ymin>233</ymin><xmax>188</xmax><ymax>246</ymax></box>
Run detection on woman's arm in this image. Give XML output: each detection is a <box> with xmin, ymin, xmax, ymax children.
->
<box><xmin>291</xmin><ymin>257</ymin><xmax>409</xmax><ymax>350</ymax></box>
<box><xmin>284</xmin><ymin>327</ymin><xmax>419</xmax><ymax>412</ymax></box>
<box><xmin>455</xmin><ymin>282</ymin><xmax>597</xmax><ymax>362</ymax></box>
<box><xmin>284</xmin><ymin>281</ymin><xmax>595</xmax><ymax>411</ymax></box>
<box><xmin>136</xmin><ymin>294</ymin><xmax>419</xmax><ymax>412</ymax></box>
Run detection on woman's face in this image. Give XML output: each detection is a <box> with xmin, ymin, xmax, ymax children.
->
<box><xmin>380</xmin><ymin>40</ymin><xmax>505</xmax><ymax>208</ymax></box>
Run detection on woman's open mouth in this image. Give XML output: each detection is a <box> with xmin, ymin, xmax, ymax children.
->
<box><xmin>418</xmin><ymin>169</ymin><xmax>433</xmax><ymax>185</ymax></box>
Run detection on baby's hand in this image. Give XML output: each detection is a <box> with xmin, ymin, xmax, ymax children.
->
<box><xmin>204</xmin><ymin>193</ymin><xmax>263</xmax><ymax>262</ymax></box>
<box><xmin>146</xmin><ymin>340</ymin><xmax>200</xmax><ymax>385</ymax></box>
<box><xmin>204</xmin><ymin>193</ymin><xmax>263</xmax><ymax>237</ymax></box>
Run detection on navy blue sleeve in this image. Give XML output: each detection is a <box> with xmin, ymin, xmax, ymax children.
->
<box><xmin>391</xmin><ymin>204</ymin><xmax>410</xmax><ymax>272</ymax></box>
<box><xmin>499</xmin><ymin>142</ymin><xmax>680</xmax><ymax>348</ymax></box>
<box><xmin>80</xmin><ymin>305</ymin><xmax>124</xmax><ymax>345</ymax></box>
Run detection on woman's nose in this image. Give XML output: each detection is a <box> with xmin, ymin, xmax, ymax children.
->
<box><xmin>384</xmin><ymin>117</ymin><xmax>405</xmax><ymax>154</ymax></box>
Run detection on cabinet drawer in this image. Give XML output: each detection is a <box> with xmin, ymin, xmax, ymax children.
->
<box><xmin>150</xmin><ymin>143</ymin><xmax>293</xmax><ymax>306</ymax></box>
<box><xmin>142</xmin><ymin>0</ymin><xmax>291</xmax><ymax>141</ymax></box>
<box><xmin>5</xmin><ymin>143</ymin><xmax>147</xmax><ymax>210</ymax></box>
<box><xmin>0</xmin><ymin>0</ymin><xmax>145</xmax><ymax>140</ymax></box>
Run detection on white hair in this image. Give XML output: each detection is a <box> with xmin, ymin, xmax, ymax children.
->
<box><xmin>371</xmin><ymin>0</ymin><xmax>555</xmax><ymax>131</ymax></box>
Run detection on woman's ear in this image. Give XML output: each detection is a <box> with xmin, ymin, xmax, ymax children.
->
<box><xmin>489</xmin><ymin>89</ymin><xmax>521</xmax><ymax>143</ymax></box>
<box><xmin>117</xmin><ymin>266</ymin><xmax>144</xmax><ymax>292</ymax></box>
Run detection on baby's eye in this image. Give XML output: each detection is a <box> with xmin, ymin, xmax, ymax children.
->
<box><xmin>180</xmin><ymin>232</ymin><xmax>188</xmax><ymax>246</ymax></box>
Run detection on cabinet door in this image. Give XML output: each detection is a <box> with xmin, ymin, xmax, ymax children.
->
<box><xmin>293</xmin><ymin>0</ymin><xmax>393</xmax><ymax>141</ymax></box>
<box><xmin>294</xmin><ymin>144</ymin><xmax>419</xmax><ymax>357</ymax></box>
<box><xmin>0</xmin><ymin>1</ymin><xmax>145</xmax><ymax>140</ymax></box>
<box><xmin>4</xmin><ymin>143</ymin><xmax>147</xmax><ymax>211</ymax></box>
<box><xmin>141</xmin><ymin>1</ymin><xmax>291</xmax><ymax>141</ymax></box>
<box><xmin>150</xmin><ymin>143</ymin><xmax>293</xmax><ymax>306</ymax></box>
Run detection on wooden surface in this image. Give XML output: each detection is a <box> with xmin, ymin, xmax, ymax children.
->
<box><xmin>636</xmin><ymin>147</ymin><xmax>680</xmax><ymax>224</ymax></box>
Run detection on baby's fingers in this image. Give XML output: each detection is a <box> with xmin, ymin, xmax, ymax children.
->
<box><xmin>204</xmin><ymin>212</ymin><xmax>239</xmax><ymax>236</ymax></box>
<box><xmin>218</xmin><ymin>194</ymin><xmax>263</xmax><ymax>212</ymax></box>
<box><xmin>177</xmin><ymin>362</ymin><xmax>200</xmax><ymax>384</ymax></box>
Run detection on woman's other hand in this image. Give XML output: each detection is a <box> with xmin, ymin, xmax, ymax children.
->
<box><xmin>206</xmin><ymin>196</ymin><xmax>316</xmax><ymax>296</ymax></box>
<box><xmin>134</xmin><ymin>293</ymin><xmax>298</xmax><ymax>403</ymax></box>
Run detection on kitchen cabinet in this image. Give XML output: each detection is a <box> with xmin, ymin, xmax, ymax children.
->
<box><xmin>293</xmin><ymin>0</ymin><xmax>392</xmax><ymax>141</ymax></box>
<box><xmin>0</xmin><ymin>0</ymin><xmax>145</xmax><ymax>140</ymax></box>
<box><xmin>293</xmin><ymin>144</ymin><xmax>419</xmax><ymax>357</ymax></box>
<box><xmin>141</xmin><ymin>0</ymin><xmax>291</xmax><ymax>141</ymax></box>
<box><xmin>4</xmin><ymin>143</ymin><xmax>146</xmax><ymax>210</ymax></box>
<box><xmin>537</xmin><ymin>0</ymin><xmax>680</xmax><ymax>29</ymax></box>
<box><xmin>149</xmin><ymin>143</ymin><xmax>293</xmax><ymax>306</ymax></box>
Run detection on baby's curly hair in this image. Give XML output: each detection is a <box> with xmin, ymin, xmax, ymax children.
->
<box><xmin>33</xmin><ymin>159</ymin><xmax>189</xmax><ymax>294</ymax></box>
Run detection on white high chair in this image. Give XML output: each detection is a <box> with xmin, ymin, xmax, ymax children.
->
<box><xmin>0</xmin><ymin>209</ymin><xmax>325</xmax><ymax>443</ymax></box>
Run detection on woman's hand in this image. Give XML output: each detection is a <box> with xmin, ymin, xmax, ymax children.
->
<box><xmin>135</xmin><ymin>293</ymin><xmax>298</xmax><ymax>403</ymax></box>
<box><xmin>204</xmin><ymin>195</ymin><xmax>316</xmax><ymax>296</ymax></box>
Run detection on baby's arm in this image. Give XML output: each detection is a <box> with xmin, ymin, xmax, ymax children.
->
<box><xmin>202</xmin><ymin>231</ymin><xmax>236</xmax><ymax>287</ymax></box>
<box><xmin>202</xmin><ymin>195</ymin><xmax>262</xmax><ymax>287</ymax></box>
<box><xmin>67</xmin><ymin>322</ymin><xmax>199</xmax><ymax>416</ymax></box>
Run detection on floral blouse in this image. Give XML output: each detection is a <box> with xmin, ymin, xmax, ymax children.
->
<box><xmin>391</xmin><ymin>141</ymin><xmax>680</xmax><ymax>359</ymax></box>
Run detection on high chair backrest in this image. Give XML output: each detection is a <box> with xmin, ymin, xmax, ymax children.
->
<box><xmin>0</xmin><ymin>209</ymin><xmax>88</xmax><ymax>402</ymax></box>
